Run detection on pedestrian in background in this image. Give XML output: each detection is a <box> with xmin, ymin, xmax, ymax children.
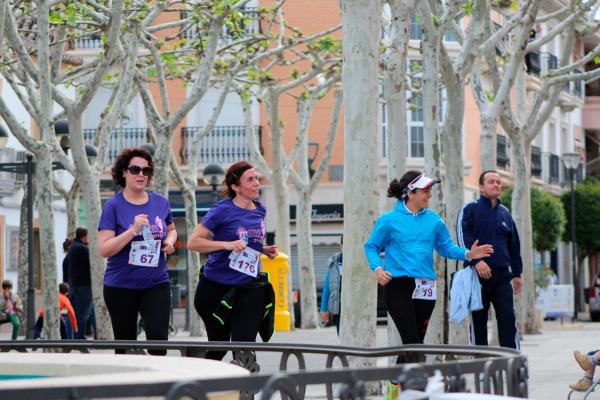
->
<box><xmin>457</xmin><ymin>170</ymin><xmax>523</xmax><ymax>349</ymax></box>
<box><xmin>320</xmin><ymin>235</ymin><xmax>343</xmax><ymax>334</ymax></box>
<box><xmin>98</xmin><ymin>147</ymin><xmax>177</xmax><ymax>355</ymax></box>
<box><xmin>67</xmin><ymin>227</ymin><xmax>92</xmax><ymax>339</ymax></box>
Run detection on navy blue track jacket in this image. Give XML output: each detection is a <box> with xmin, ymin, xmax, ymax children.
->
<box><xmin>456</xmin><ymin>195</ymin><xmax>523</xmax><ymax>277</ymax></box>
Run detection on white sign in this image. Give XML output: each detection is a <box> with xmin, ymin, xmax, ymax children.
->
<box><xmin>412</xmin><ymin>278</ymin><xmax>437</xmax><ymax>301</ymax></box>
<box><xmin>536</xmin><ymin>284</ymin><xmax>574</xmax><ymax>318</ymax></box>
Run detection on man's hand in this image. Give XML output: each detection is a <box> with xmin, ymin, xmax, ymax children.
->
<box><xmin>475</xmin><ymin>260</ymin><xmax>492</xmax><ymax>279</ymax></box>
<box><xmin>513</xmin><ymin>277</ymin><xmax>523</xmax><ymax>294</ymax></box>
<box><xmin>320</xmin><ymin>311</ymin><xmax>330</xmax><ymax>324</ymax></box>
<box><xmin>375</xmin><ymin>268</ymin><xmax>392</xmax><ymax>286</ymax></box>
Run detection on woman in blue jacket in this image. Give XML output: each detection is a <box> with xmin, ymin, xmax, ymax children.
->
<box><xmin>364</xmin><ymin>170</ymin><xmax>493</xmax><ymax>365</ymax></box>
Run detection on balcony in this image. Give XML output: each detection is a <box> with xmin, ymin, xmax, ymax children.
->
<box><xmin>181</xmin><ymin>7</ymin><xmax>261</xmax><ymax>43</ymax></box>
<box><xmin>73</xmin><ymin>33</ymin><xmax>103</xmax><ymax>49</ymax></box>
<box><xmin>84</xmin><ymin>128</ymin><xmax>149</xmax><ymax>166</ymax></box>
<box><xmin>525</xmin><ymin>51</ymin><xmax>541</xmax><ymax>76</ymax></box>
<box><xmin>0</xmin><ymin>148</ymin><xmax>27</xmax><ymax>195</ymax></box>
<box><xmin>179</xmin><ymin>125</ymin><xmax>262</xmax><ymax>165</ymax></box>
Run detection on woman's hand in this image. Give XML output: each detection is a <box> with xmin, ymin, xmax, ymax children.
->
<box><xmin>132</xmin><ymin>214</ymin><xmax>149</xmax><ymax>234</ymax></box>
<box><xmin>374</xmin><ymin>268</ymin><xmax>392</xmax><ymax>286</ymax></box>
<box><xmin>227</xmin><ymin>240</ymin><xmax>247</xmax><ymax>252</ymax></box>
<box><xmin>468</xmin><ymin>239</ymin><xmax>494</xmax><ymax>260</ymax></box>
<box><xmin>162</xmin><ymin>239</ymin><xmax>176</xmax><ymax>255</ymax></box>
<box><xmin>262</xmin><ymin>245</ymin><xmax>278</xmax><ymax>259</ymax></box>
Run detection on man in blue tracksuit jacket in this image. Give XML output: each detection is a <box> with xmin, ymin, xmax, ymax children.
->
<box><xmin>457</xmin><ymin>170</ymin><xmax>523</xmax><ymax>349</ymax></box>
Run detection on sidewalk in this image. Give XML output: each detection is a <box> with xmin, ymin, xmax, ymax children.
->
<box><xmin>2</xmin><ymin>317</ymin><xmax>599</xmax><ymax>400</ymax></box>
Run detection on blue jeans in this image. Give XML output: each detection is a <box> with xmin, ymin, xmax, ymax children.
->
<box><xmin>71</xmin><ymin>286</ymin><xmax>92</xmax><ymax>339</ymax></box>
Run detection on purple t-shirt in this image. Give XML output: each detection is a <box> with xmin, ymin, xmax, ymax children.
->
<box><xmin>98</xmin><ymin>192</ymin><xmax>173</xmax><ymax>289</ymax></box>
<box><xmin>201</xmin><ymin>198</ymin><xmax>266</xmax><ymax>285</ymax></box>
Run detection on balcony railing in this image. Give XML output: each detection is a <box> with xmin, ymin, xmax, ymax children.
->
<box><xmin>181</xmin><ymin>7</ymin><xmax>261</xmax><ymax>43</ymax></box>
<box><xmin>74</xmin><ymin>33</ymin><xmax>103</xmax><ymax>49</ymax></box>
<box><xmin>525</xmin><ymin>51</ymin><xmax>541</xmax><ymax>76</ymax></box>
<box><xmin>179</xmin><ymin>125</ymin><xmax>261</xmax><ymax>165</ymax></box>
<box><xmin>84</xmin><ymin>128</ymin><xmax>149</xmax><ymax>166</ymax></box>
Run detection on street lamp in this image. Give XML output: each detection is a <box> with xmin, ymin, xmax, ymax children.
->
<box><xmin>0</xmin><ymin>126</ymin><xmax>70</xmax><ymax>338</ymax></box>
<box><xmin>202</xmin><ymin>163</ymin><xmax>225</xmax><ymax>203</ymax></box>
<box><xmin>54</xmin><ymin>120</ymin><xmax>70</xmax><ymax>154</ymax></box>
<box><xmin>562</xmin><ymin>151</ymin><xmax>580</xmax><ymax>321</ymax></box>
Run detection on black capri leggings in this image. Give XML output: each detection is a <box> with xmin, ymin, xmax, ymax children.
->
<box><xmin>385</xmin><ymin>277</ymin><xmax>436</xmax><ymax>364</ymax></box>
<box><xmin>194</xmin><ymin>275</ymin><xmax>266</xmax><ymax>361</ymax></box>
<box><xmin>103</xmin><ymin>282</ymin><xmax>171</xmax><ymax>355</ymax></box>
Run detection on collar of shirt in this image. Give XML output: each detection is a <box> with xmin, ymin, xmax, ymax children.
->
<box><xmin>395</xmin><ymin>200</ymin><xmax>426</xmax><ymax>217</ymax></box>
<box><xmin>479</xmin><ymin>194</ymin><xmax>503</xmax><ymax>209</ymax></box>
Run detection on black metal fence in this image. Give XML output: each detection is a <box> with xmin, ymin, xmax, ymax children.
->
<box><xmin>0</xmin><ymin>340</ymin><xmax>528</xmax><ymax>400</ymax></box>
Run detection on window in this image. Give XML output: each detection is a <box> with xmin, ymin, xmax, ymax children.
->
<box><xmin>410</xmin><ymin>126</ymin><xmax>424</xmax><ymax>158</ymax></box>
<box><xmin>531</xmin><ymin>146</ymin><xmax>542</xmax><ymax>177</ymax></box>
<box><xmin>328</xmin><ymin>165</ymin><xmax>344</xmax><ymax>182</ymax></box>
<box><xmin>549</xmin><ymin>153</ymin><xmax>560</xmax><ymax>184</ymax></box>
<box><xmin>497</xmin><ymin>135</ymin><xmax>510</xmax><ymax>169</ymax></box>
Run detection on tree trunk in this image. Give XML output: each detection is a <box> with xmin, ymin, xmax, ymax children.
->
<box><xmin>66</xmin><ymin>182</ymin><xmax>80</xmax><ymax>238</ymax></box>
<box><xmin>35</xmin><ymin>152</ymin><xmax>60</xmax><ymax>340</ymax></box>
<box><xmin>480</xmin><ymin>114</ymin><xmax>497</xmax><ymax>171</ymax></box>
<box><xmin>420</xmin><ymin>11</ymin><xmax>444</xmax><ymax>346</ymax></box>
<box><xmin>153</xmin><ymin>127</ymin><xmax>172</xmax><ymax>197</ymax></box>
<box><xmin>297</xmin><ymin>187</ymin><xmax>318</xmax><ymax>328</ymax></box>
<box><xmin>18</xmin><ymin>185</ymin><xmax>31</xmax><ymax>336</ymax></box>
<box><xmin>181</xmin><ymin>184</ymin><xmax>205</xmax><ymax>336</ymax></box>
<box><xmin>339</xmin><ymin>0</ymin><xmax>383</xmax><ymax>384</ymax></box>
<box><xmin>68</xmin><ymin>114</ymin><xmax>113</xmax><ymax>340</ymax></box>
<box><xmin>510</xmin><ymin>135</ymin><xmax>538</xmax><ymax>334</ymax></box>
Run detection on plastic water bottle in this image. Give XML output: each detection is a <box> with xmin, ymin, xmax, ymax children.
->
<box><xmin>140</xmin><ymin>225</ymin><xmax>155</xmax><ymax>252</ymax></box>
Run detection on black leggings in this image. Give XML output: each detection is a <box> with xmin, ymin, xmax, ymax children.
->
<box><xmin>385</xmin><ymin>277</ymin><xmax>436</xmax><ymax>364</ymax></box>
<box><xmin>194</xmin><ymin>276</ymin><xmax>266</xmax><ymax>361</ymax></box>
<box><xmin>103</xmin><ymin>283</ymin><xmax>171</xmax><ymax>355</ymax></box>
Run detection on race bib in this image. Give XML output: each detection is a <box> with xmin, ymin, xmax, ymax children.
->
<box><xmin>228</xmin><ymin>247</ymin><xmax>260</xmax><ymax>277</ymax></box>
<box><xmin>412</xmin><ymin>278</ymin><xmax>437</xmax><ymax>300</ymax></box>
<box><xmin>129</xmin><ymin>240</ymin><xmax>161</xmax><ymax>267</ymax></box>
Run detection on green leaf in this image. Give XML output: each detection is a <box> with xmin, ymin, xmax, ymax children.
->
<box><xmin>49</xmin><ymin>11</ymin><xmax>63</xmax><ymax>24</ymax></box>
<box><xmin>510</xmin><ymin>1</ymin><xmax>519</xmax><ymax>10</ymax></box>
<box><xmin>594</xmin><ymin>56</ymin><xmax>600</xmax><ymax>65</ymax></box>
<box><xmin>462</xmin><ymin>0</ymin><xmax>474</xmax><ymax>16</ymax></box>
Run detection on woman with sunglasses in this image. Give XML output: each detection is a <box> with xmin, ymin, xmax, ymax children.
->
<box><xmin>364</xmin><ymin>170</ymin><xmax>493</xmax><ymax>397</ymax></box>
<box><xmin>98</xmin><ymin>147</ymin><xmax>177</xmax><ymax>355</ymax></box>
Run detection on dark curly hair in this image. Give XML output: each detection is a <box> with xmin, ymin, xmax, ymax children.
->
<box><xmin>111</xmin><ymin>147</ymin><xmax>154</xmax><ymax>188</ymax></box>
<box><xmin>222</xmin><ymin>161</ymin><xmax>255</xmax><ymax>198</ymax></box>
<box><xmin>387</xmin><ymin>170</ymin><xmax>422</xmax><ymax>200</ymax></box>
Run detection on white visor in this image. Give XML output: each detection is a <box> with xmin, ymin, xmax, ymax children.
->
<box><xmin>407</xmin><ymin>174</ymin><xmax>441</xmax><ymax>191</ymax></box>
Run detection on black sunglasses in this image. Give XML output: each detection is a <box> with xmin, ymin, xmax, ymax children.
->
<box><xmin>127</xmin><ymin>165</ymin><xmax>153</xmax><ymax>176</ymax></box>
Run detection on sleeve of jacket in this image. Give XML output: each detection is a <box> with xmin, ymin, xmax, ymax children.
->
<box><xmin>320</xmin><ymin>269</ymin><xmax>331</xmax><ymax>312</ymax></box>
<box><xmin>364</xmin><ymin>215</ymin><xmax>388</xmax><ymax>271</ymax></box>
<box><xmin>435</xmin><ymin>219</ymin><xmax>469</xmax><ymax>261</ymax></box>
<box><xmin>456</xmin><ymin>202</ymin><xmax>476</xmax><ymax>267</ymax></box>
<box><xmin>509</xmin><ymin>216</ymin><xmax>523</xmax><ymax>277</ymax></box>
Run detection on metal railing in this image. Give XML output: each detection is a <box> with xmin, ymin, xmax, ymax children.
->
<box><xmin>84</xmin><ymin>128</ymin><xmax>149</xmax><ymax>166</ymax></box>
<box><xmin>179</xmin><ymin>125</ymin><xmax>261</xmax><ymax>165</ymax></box>
<box><xmin>181</xmin><ymin>7</ymin><xmax>261</xmax><ymax>43</ymax></box>
<box><xmin>0</xmin><ymin>340</ymin><xmax>528</xmax><ymax>400</ymax></box>
<box><xmin>74</xmin><ymin>33</ymin><xmax>103</xmax><ymax>49</ymax></box>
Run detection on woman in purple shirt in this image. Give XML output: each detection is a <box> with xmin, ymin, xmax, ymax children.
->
<box><xmin>98</xmin><ymin>148</ymin><xmax>177</xmax><ymax>355</ymax></box>
<box><xmin>188</xmin><ymin>161</ymin><xmax>278</xmax><ymax>360</ymax></box>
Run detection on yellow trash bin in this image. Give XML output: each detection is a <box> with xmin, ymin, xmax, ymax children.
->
<box><xmin>261</xmin><ymin>252</ymin><xmax>291</xmax><ymax>332</ymax></box>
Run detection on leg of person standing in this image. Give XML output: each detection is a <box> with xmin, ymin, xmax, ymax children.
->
<box><xmin>104</xmin><ymin>285</ymin><xmax>140</xmax><ymax>354</ymax></box>
<box><xmin>72</xmin><ymin>286</ymin><xmax>93</xmax><ymax>339</ymax></box>
<box><xmin>139</xmin><ymin>282</ymin><xmax>171</xmax><ymax>356</ymax></box>
<box><xmin>491</xmin><ymin>271</ymin><xmax>518</xmax><ymax>349</ymax></box>
<box><xmin>471</xmin><ymin>280</ymin><xmax>492</xmax><ymax>346</ymax></box>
